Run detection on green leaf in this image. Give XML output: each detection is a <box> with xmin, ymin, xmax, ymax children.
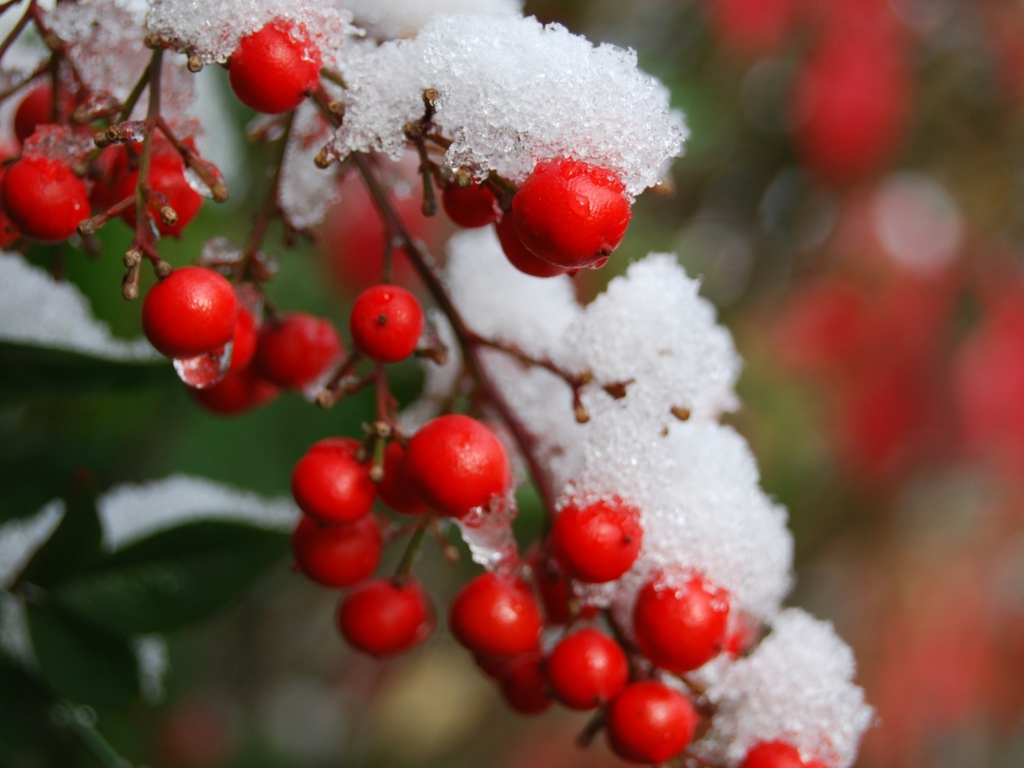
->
<box><xmin>18</xmin><ymin>473</ymin><xmax>103</xmax><ymax>590</ymax></box>
<box><xmin>51</xmin><ymin>520</ymin><xmax>288</xmax><ymax>635</ymax></box>
<box><xmin>0</xmin><ymin>342</ymin><xmax>168</xmax><ymax>395</ymax></box>
<box><xmin>0</xmin><ymin>654</ymin><xmax>53</xmax><ymax>755</ymax></box>
<box><xmin>26</xmin><ymin>602</ymin><xmax>139</xmax><ymax>708</ymax></box>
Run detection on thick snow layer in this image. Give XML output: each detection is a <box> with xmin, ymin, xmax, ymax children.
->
<box><xmin>331</xmin><ymin>14</ymin><xmax>686</xmax><ymax>197</ymax></box>
<box><xmin>0</xmin><ymin>252</ymin><xmax>159</xmax><ymax>361</ymax></box>
<box><xmin>699</xmin><ymin>609</ymin><xmax>875</xmax><ymax>768</ymax></box>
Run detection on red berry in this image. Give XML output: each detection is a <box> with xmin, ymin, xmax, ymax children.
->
<box><xmin>376</xmin><ymin>441</ymin><xmax>430</xmax><ymax>515</ymax></box>
<box><xmin>633</xmin><ymin>573</ymin><xmax>730</xmax><ymax>673</ymax></box>
<box><xmin>511</xmin><ymin>159</ymin><xmax>631</xmax><ymax>270</ymax></box>
<box><xmin>142</xmin><ymin>266</ymin><xmax>239</xmax><ymax>359</ymax></box>
<box><xmin>442</xmin><ymin>182</ymin><xmax>499</xmax><ymax>228</ymax></box>
<box><xmin>605</xmin><ymin>681</ymin><xmax>698</xmax><ymax>764</ymax></box>
<box><xmin>229</xmin><ymin>21</ymin><xmax>321</xmax><ymax>114</ymax></box>
<box><xmin>449</xmin><ymin>573</ymin><xmax>542</xmax><ymax>657</ymax></box>
<box><xmin>546</xmin><ymin>628</ymin><xmax>628</xmax><ymax>710</ymax></box>
<box><xmin>337</xmin><ymin>578</ymin><xmax>434</xmax><ymax>657</ymax></box>
<box><xmin>228</xmin><ymin>305</ymin><xmax>258</xmax><ymax>373</ymax></box>
<box><xmin>789</xmin><ymin>32</ymin><xmax>910</xmax><ymax>183</ymax></box>
<box><xmin>349</xmin><ymin>284</ymin><xmax>424</xmax><ymax>363</ymax></box>
<box><xmin>740</xmin><ymin>741</ymin><xmax>831</xmax><ymax>768</ymax></box>
<box><xmin>14</xmin><ymin>85</ymin><xmax>53</xmax><ymax>144</ymax></box>
<box><xmin>550</xmin><ymin>498</ymin><xmax>643</xmax><ymax>583</ymax></box>
<box><xmin>0</xmin><ymin>155</ymin><xmax>89</xmax><ymax>243</ymax></box>
<box><xmin>494</xmin><ymin>214</ymin><xmax>569</xmax><ymax>278</ymax></box>
<box><xmin>404</xmin><ymin>414</ymin><xmax>510</xmax><ymax>519</ymax></box>
<box><xmin>114</xmin><ymin>142</ymin><xmax>203</xmax><ymax>237</ymax></box>
<box><xmin>499</xmin><ymin>652</ymin><xmax>552</xmax><ymax>715</ymax></box>
<box><xmin>291</xmin><ymin>514</ymin><xmax>382</xmax><ymax>588</ymax></box>
<box><xmin>291</xmin><ymin>437</ymin><xmax>376</xmax><ymax>523</ymax></box>
<box><xmin>0</xmin><ymin>164</ymin><xmax>20</xmax><ymax>248</ymax></box>
<box><xmin>255</xmin><ymin>312</ymin><xmax>342</xmax><ymax>390</ymax></box>
<box><xmin>192</xmin><ymin>368</ymin><xmax>278</xmax><ymax>416</ymax></box>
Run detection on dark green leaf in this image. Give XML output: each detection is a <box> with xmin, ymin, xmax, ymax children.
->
<box><xmin>0</xmin><ymin>654</ymin><xmax>53</xmax><ymax>754</ymax></box>
<box><xmin>0</xmin><ymin>342</ymin><xmax>168</xmax><ymax>395</ymax></box>
<box><xmin>26</xmin><ymin>602</ymin><xmax>138</xmax><ymax>708</ymax></box>
<box><xmin>51</xmin><ymin>520</ymin><xmax>288</xmax><ymax>635</ymax></box>
<box><xmin>18</xmin><ymin>473</ymin><xmax>103</xmax><ymax>590</ymax></box>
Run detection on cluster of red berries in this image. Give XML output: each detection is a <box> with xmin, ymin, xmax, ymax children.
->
<box><xmin>0</xmin><ymin>87</ymin><xmax>207</xmax><ymax>249</ymax></box>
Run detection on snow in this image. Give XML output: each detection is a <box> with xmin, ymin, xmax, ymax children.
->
<box><xmin>330</xmin><ymin>14</ymin><xmax>686</xmax><ymax>197</ymax></box>
<box><xmin>0</xmin><ymin>252</ymin><xmax>159</xmax><ymax>361</ymax></box>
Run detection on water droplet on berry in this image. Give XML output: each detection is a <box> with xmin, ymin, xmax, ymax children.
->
<box><xmin>173</xmin><ymin>341</ymin><xmax>233</xmax><ymax>389</ymax></box>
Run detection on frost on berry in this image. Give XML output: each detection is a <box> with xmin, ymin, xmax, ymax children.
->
<box><xmin>330</xmin><ymin>14</ymin><xmax>686</xmax><ymax>197</ymax></box>
<box><xmin>146</xmin><ymin>0</ymin><xmax>357</xmax><ymax>67</ymax></box>
<box><xmin>0</xmin><ymin>252</ymin><xmax>157</xmax><ymax>361</ymax></box>
<box><xmin>695</xmin><ymin>609</ymin><xmax>874</xmax><ymax>768</ymax></box>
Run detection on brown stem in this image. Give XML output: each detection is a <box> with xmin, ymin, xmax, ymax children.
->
<box><xmin>155</xmin><ymin>115</ymin><xmax>228</xmax><ymax>202</ymax></box>
<box><xmin>235</xmin><ymin>108</ymin><xmax>294</xmax><ymax>281</ymax></box>
<box><xmin>129</xmin><ymin>47</ymin><xmax>162</xmax><ymax>268</ymax></box>
<box><xmin>0</xmin><ymin>1</ymin><xmax>33</xmax><ymax>62</ymax></box>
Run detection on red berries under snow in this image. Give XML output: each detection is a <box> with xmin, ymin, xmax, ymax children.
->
<box><xmin>349</xmin><ymin>284</ymin><xmax>424</xmax><ymax>363</ymax></box>
<box><xmin>633</xmin><ymin>572</ymin><xmax>730</xmax><ymax>673</ymax></box>
<box><xmin>336</xmin><ymin>578</ymin><xmax>434</xmax><ymax>657</ymax></box>
<box><xmin>604</xmin><ymin>681</ymin><xmax>699</xmax><ymax>764</ymax></box>
<box><xmin>290</xmin><ymin>437</ymin><xmax>376</xmax><ymax>524</ymax></box>
<box><xmin>404</xmin><ymin>414</ymin><xmax>510</xmax><ymax>518</ymax></box>
<box><xmin>550</xmin><ymin>498</ymin><xmax>643</xmax><ymax>583</ymax></box>
<box><xmin>740</xmin><ymin>740</ymin><xmax>831</xmax><ymax>768</ymax></box>
<box><xmin>290</xmin><ymin>514</ymin><xmax>382</xmax><ymax>589</ymax></box>
<box><xmin>228</xmin><ymin>21</ymin><xmax>321</xmax><ymax>115</ymax></box>
<box><xmin>142</xmin><ymin>266</ymin><xmax>239</xmax><ymax>359</ymax></box>
<box><xmin>511</xmin><ymin>158</ymin><xmax>631</xmax><ymax>270</ymax></box>
<box><xmin>546</xmin><ymin>628</ymin><xmax>629</xmax><ymax>710</ymax></box>
<box><xmin>448</xmin><ymin>572</ymin><xmax>542</xmax><ymax>658</ymax></box>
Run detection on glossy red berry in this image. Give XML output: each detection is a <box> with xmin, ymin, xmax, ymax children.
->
<box><xmin>376</xmin><ymin>441</ymin><xmax>430</xmax><ymax>515</ymax></box>
<box><xmin>229</xmin><ymin>20</ymin><xmax>321</xmax><ymax>114</ymax></box>
<box><xmin>499</xmin><ymin>652</ymin><xmax>552</xmax><ymax>715</ymax></box>
<box><xmin>228</xmin><ymin>305</ymin><xmax>258</xmax><ymax>373</ymax></box>
<box><xmin>605</xmin><ymin>681</ymin><xmax>698</xmax><ymax>764</ymax></box>
<box><xmin>494</xmin><ymin>214</ymin><xmax>569</xmax><ymax>278</ymax></box>
<box><xmin>349</xmin><ymin>284</ymin><xmax>424</xmax><ymax>363</ymax></box>
<box><xmin>512</xmin><ymin>159</ymin><xmax>631</xmax><ymax>270</ymax></box>
<box><xmin>291</xmin><ymin>437</ymin><xmax>376</xmax><ymax>523</ymax></box>
<box><xmin>291</xmin><ymin>514</ymin><xmax>382</xmax><ymax>588</ymax></box>
<box><xmin>442</xmin><ymin>182</ymin><xmax>499</xmax><ymax>228</ymax></box>
<box><xmin>14</xmin><ymin>84</ymin><xmax>53</xmax><ymax>144</ymax></box>
<box><xmin>337</xmin><ymin>578</ymin><xmax>434</xmax><ymax>656</ymax></box>
<box><xmin>114</xmin><ymin>142</ymin><xmax>203</xmax><ymax>237</ymax></box>
<box><xmin>546</xmin><ymin>628</ymin><xmax>628</xmax><ymax>710</ymax></box>
<box><xmin>550</xmin><ymin>498</ymin><xmax>643</xmax><ymax>583</ymax></box>
<box><xmin>0</xmin><ymin>155</ymin><xmax>89</xmax><ymax>243</ymax></box>
<box><xmin>142</xmin><ymin>266</ymin><xmax>239</xmax><ymax>359</ymax></box>
<box><xmin>404</xmin><ymin>414</ymin><xmax>510</xmax><ymax>518</ymax></box>
<box><xmin>0</xmin><ymin>161</ymin><xmax>20</xmax><ymax>248</ymax></box>
<box><xmin>192</xmin><ymin>368</ymin><xmax>278</xmax><ymax>416</ymax></box>
<box><xmin>255</xmin><ymin>312</ymin><xmax>342</xmax><ymax>390</ymax></box>
<box><xmin>740</xmin><ymin>741</ymin><xmax>831</xmax><ymax>768</ymax></box>
<box><xmin>633</xmin><ymin>573</ymin><xmax>730</xmax><ymax>673</ymax></box>
<box><xmin>449</xmin><ymin>573</ymin><xmax>542</xmax><ymax>657</ymax></box>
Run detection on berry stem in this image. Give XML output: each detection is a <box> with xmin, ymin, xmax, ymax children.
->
<box><xmin>0</xmin><ymin>1</ymin><xmax>33</xmax><ymax>64</ymax></box>
<box><xmin>116</xmin><ymin>63</ymin><xmax>151</xmax><ymax>122</ymax></box>
<box><xmin>394</xmin><ymin>520</ymin><xmax>429</xmax><ymax>582</ymax></box>
<box><xmin>576</xmin><ymin>709</ymin><xmax>606</xmax><ymax>747</ymax></box>
<box><xmin>155</xmin><ymin>116</ymin><xmax>229</xmax><ymax>202</ymax></box>
<box><xmin>234</xmin><ymin>108</ymin><xmax>294</xmax><ymax>282</ymax></box>
<box><xmin>0</xmin><ymin>59</ymin><xmax>47</xmax><ymax>104</ymax></box>
<box><xmin>127</xmin><ymin>46</ymin><xmax>163</xmax><ymax>271</ymax></box>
